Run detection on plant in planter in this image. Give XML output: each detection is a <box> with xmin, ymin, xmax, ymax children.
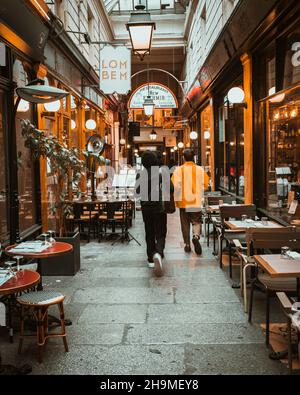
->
<box><xmin>20</xmin><ymin>119</ymin><xmax>85</xmax><ymax>237</ymax></box>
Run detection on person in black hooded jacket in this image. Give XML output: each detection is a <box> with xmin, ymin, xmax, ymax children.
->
<box><xmin>135</xmin><ymin>151</ymin><xmax>172</xmax><ymax>277</ymax></box>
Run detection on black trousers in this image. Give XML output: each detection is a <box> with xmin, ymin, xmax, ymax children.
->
<box><xmin>142</xmin><ymin>209</ymin><xmax>167</xmax><ymax>260</ymax></box>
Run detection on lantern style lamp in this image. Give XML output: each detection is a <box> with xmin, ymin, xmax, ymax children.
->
<box><xmin>126</xmin><ymin>3</ymin><xmax>156</xmax><ymax>61</ymax></box>
<box><xmin>149</xmin><ymin>130</ymin><xmax>157</xmax><ymax>140</ymax></box>
<box><xmin>143</xmin><ymin>95</ymin><xmax>155</xmax><ymax>116</ymax></box>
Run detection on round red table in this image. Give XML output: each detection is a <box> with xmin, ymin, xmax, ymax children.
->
<box><xmin>0</xmin><ymin>270</ymin><xmax>40</xmax><ymax>342</ymax></box>
<box><xmin>5</xmin><ymin>242</ymin><xmax>73</xmax><ymax>291</ymax></box>
<box><xmin>0</xmin><ymin>270</ymin><xmax>40</xmax><ymax>374</ymax></box>
<box><xmin>0</xmin><ymin>269</ymin><xmax>40</xmax><ymax>296</ymax></box>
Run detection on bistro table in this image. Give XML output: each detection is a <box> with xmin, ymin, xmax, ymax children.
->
<box><xmin>224</xmin><ymin>219</ymin><xmax>283</xmax><ymax>231</ymax></box>
<box><xmin>0</xmin><ymin>270</ymin><xmax>40</xmax><ymax>374</ymax></box>
<box><xmin>5</xmin><ymin>242</ymin><xmax>73</xmax><ymax>291</ymax></box>
<box><xmin>254</xmin><ymin>254</ymin><xmax>300</xmax><ymax>299</ymax></box>
<box><xmin>254</xmin><ymin>254</ymin><xmax>300</xmax><ymax>361</ymax></box>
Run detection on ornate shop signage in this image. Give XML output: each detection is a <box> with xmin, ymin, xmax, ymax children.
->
<box><xmin>100</xmin><ymin>46</ymin><xmax>131</xmax><ymax>94</ymax></box>
<box><xmin>129</xmin><ymin>83</ymin><xmax>178</xmax><ymax>109</ymax></box>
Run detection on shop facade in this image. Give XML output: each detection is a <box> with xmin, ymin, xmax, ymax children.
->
<box><xmin>183</xmin><ymin>0</ymin><xmax>300</xmax><ymax>221</ymax></box>
<box><xmin>0</xmin><ymin>0</ymin><xmax>119</xmax><ymax>242</ymax></box>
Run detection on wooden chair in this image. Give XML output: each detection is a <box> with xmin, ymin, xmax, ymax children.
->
<box><xmin>17</xmin><ymin>290</ymin><xmax>68</xmax><ymax>363</ymax></box>
<box><xmin>97</xmin><ymin>201</ymin><xmax>130</xmax><ymax>243</ymax></box>
<box><xmin>204</xmin><ymin>195</ymin><xmax>237</xmax><ymax>247</ymax></box>
<box><xmin>246</xmin><ymin>227</ymin><xmax>300</xmax><ymax>345</ymax></box>
<box><xmin>234</xmin><ymin>226</ymin><xmax>296</xmax><ymax>312</ymax></box>
<box><xmin>218</xmin><ymin>204</ymin><xmax>256</xmax><ymax>278</ymax></box>
<box><xmin>276</xmin><ymin>292</ymin><xmax>300</xmax><ymax>374</ymax></box>
<box><xmin>73</xmin><ymin>203</ymin><xmax>98</xmax><ymax>242</ymax></box>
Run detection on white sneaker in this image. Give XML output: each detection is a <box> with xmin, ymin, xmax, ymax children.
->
<box><xmin>148</xmin><ymin>262</ymin><xmax>154</xmax><ymax>268</ymax></box>
<box><xmin>153</xmin><ymin>253</ymin><xmax>163</xmax><ymax>277</ymax></box>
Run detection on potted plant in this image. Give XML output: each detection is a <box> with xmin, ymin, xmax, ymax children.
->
<box><xmin>21</xmin><ymin>119</ymin><xmax>85</xmax><ymax>275</ymax></box>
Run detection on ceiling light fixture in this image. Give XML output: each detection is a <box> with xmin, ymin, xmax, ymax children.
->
<box><xmin>126</xmin><ymin>2</ymin><xmax>156</xmax><ymax>61</ymax></box>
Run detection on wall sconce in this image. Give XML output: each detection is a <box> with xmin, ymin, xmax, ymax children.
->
<box><xmin>86</xmin><ymin>119</ymin><xmax>97</xmax><ymax>130</ymax></box>
<box><xmin>178</xmin><ymin>142</ymin><xmax>184</xmax><ymax>149</ymax></box>
<box><xmin>44</xmin><ymin>100</ymin><xmax>61</xmax><ymax>112</ymax></box>
<box><xmin>71</xmin><ymin>120</ymin><xmax>77</xmax><ymax>130</ymax></box>
<box><xmin>120</xmin><ymin>138</ymin><xmax>126</xmax><ymax>146</ymax></box>
<box><xmin>227</xmin><ymin>87</ymin><xmax>247</xmax><ymax>108</ymax></box>
<box><xmin>204</xmin><ymin>130</ymin><xmax>210</xmax><ymax>140</ymax></box>
<box><xmin>190</xmin><ymin>131</ymin><xmax>198</xmax><ymax>140</ymax></box>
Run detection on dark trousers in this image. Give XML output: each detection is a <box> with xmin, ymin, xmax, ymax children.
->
<box><xmin>142</xmin><ymin>209</ymin><xmax>167</xmax><ymax>260</ymax></box>
<box><xmin>179</xmin><ymin>208</ymin><xmax>202</xmax><ymax>245</ymax></box>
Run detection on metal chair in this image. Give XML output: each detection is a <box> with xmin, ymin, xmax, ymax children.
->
<box><xmin>234</xmin><ymin>226</ymin><xmax>297</xmax><ymax>312</ymax></box>
<box><xmin>218</xmin><ymin>204</ymin><xmax>256</xmax><ymax>278</ymax></box>
<box><xmin>246</xmin><ymin>227</ymin><xmax>300</xmax><ymax>345</ymax></box>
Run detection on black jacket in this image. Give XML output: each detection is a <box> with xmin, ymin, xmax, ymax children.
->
<box><xmin>135</xmin><ymin>167</ymin><xmax>174</xmax><ymax>212</ymax></box>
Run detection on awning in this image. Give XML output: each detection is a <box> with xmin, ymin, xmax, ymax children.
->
<box><xmin>0</xmin><ymin>0</ymin><xmax>49</xmax><ymax>61</ymax></box>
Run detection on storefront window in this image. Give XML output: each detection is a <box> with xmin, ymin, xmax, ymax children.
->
<box><xmin>266</xmin><ymin>85</ymin><xmax>300</xmax><ymax>211</ymax></box>
<box><xmin>217</xmin><ymin>86</ymin><xmax>245</xmax><ymax>197</ymax></box>
<box><xmin>283</xmin><ymin>27</ymin><xmax>300</xmax><ymax>89</ymax></box>
<box><xmin>13</xmin><ymin>59</ymin><xmax>37</xmax><ymax>233</ymax></box>
<box><xmin>0</xmin><ymin>89</ymin><xmax>9</xmax><ymax>241</ymax></box>
<box><xmin>201</xmin><ymin>105</ymin><xmax>212</xmax><ymax>174</ymax></box>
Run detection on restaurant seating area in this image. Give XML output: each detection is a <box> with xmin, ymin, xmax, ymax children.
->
<box><xmin>0</xmin><ymin>194</ymin><xmax>299</xmax><ymax>375</ymax></box>
<box><xmin>1</xmin><ymin>0</ymin><xmax>300</xmax><ymax>379</ymax></box>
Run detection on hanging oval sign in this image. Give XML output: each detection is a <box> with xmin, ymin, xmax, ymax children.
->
<box><xmin>128</xmin><ymin>83</ymin><xmax>178</xmax><ymax>109</ymax></box>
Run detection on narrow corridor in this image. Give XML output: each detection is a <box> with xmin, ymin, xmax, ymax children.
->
<box><xmin>0</xmin><ymin>212</ymin><xmax>287</xmax><ymax>375</ymax></box>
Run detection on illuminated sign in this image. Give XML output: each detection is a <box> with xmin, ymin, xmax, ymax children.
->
<box><xmin>129</xmin><ymin>83</ymin><xmax>178</xmax><ymax>109</ymax></box>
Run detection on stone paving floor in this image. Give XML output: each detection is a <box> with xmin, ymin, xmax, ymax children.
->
<box><xmin>0</xmin><ymin>212</ymin><xmax>293</xmax><ymax>375</ymax></box>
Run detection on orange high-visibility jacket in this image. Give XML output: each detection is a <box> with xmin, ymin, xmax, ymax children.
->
<box><xmin>172</xmin><ymin>162</ymin><xmax>209</xmax><ymax>209</ymax></box>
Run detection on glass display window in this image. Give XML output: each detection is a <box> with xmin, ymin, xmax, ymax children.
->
<box><xmin>216</xmin><ymin>81</ymin><xmax>245</xmax><ymax>197</ymax></box>
<box><xmin>266</xmin><ymin>85</ymin><xmax>300</xmax><ymax>211</ymax></box>
<box><xmin>13</xmin><ymin>58</ymin><xmax>37</xmax><ymax>233</ymax></box>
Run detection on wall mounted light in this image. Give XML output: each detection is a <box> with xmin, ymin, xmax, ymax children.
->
<box><xmin>190</xmin><ymin>131</ymin><xmax>198</xmax><ymax>140</ymax></box>
<box><xmin>228</xmin><ymin>87</ymin><xmax>245</xmax><ymax>104</ymax></box>
<box><xmin>120</xmin><ymin>138</ymin><xmax>126</xmax><ymax>146</ymax></box>
<box><xmin>85</xmin><ymin>119</ymin><xmax>97</xmax><ymax>130</ymax></box>
<box><xmin>71</xmin><ymin>120</ymin><xmax>77</xmax><ymax>130</ymax></box>
<box><xmin>204</xmin><ymin>130</ymin><xmax>210</xmax><ymax>140</ymax></box>
<box><xmin>178</xmin><ymin>142</ymin><xmax>184</xmax><ymax>149</ymax></box>
<box><xmin>44</xmin><ymin>100</ymin><xmax>61</xmax><ymax>112</ymax></box>
<box><xmin>173</xmin><ymin>146</ymin><xmax>178</xmax><ymax>151</ymax></box>
<box><xmin>16</xmin><ymin>83</ymin><xmax>68</xmax><ymax>104</ymax></box>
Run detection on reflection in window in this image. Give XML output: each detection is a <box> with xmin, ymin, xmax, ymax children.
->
<box><xmin>13</xmin><ymin>59</ymin><xmax>37</xmax><ymax>233</ymax></box>
<box><xmin>217</xmin><ymin>88</ymin><xmax>245</xmax><ymax>197</ymax></box>
<box><xmin>267</xmin><ymin>86</ymin><xmax>300</xmax><ymax>211</ymax></box>
<box><xmin>0</xmin><ymin>90</ymin><xmax>9</xmax><ymax>240</ymax></box>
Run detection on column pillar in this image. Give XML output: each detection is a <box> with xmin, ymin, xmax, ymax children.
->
<box><xmin>35</xmin><ymin>63</ymin><xmax>48</xmax><ymax>231</ymax></box>
<box><xmin>241</xmin><ymin>53</ymin><xmax>253</xmax><ymax>204</ymax></box>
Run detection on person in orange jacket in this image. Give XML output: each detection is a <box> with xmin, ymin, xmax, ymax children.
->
<box><xmin>172</xmin><ymin>149</ymin><xmax>209</xmax><ymax>255</ymax></box>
